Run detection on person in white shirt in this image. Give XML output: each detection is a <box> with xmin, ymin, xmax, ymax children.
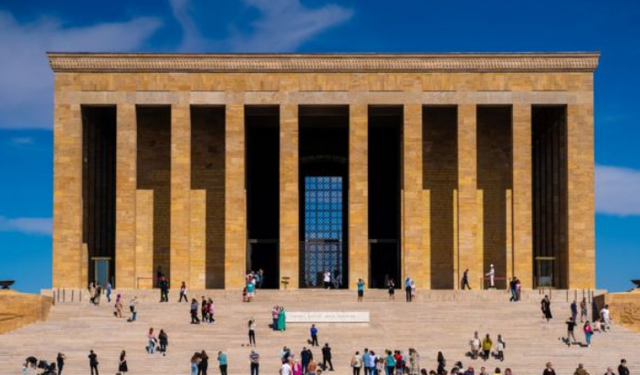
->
<box><xmin>600</xmin><ymin>304</ymin><xmax>611</xmax><ymax>331</ymax></box>
<box><xmin>281</xmin><ymin>360</ymin><xmax>293</xmax><ymax>375</ymax></box>
<box><xmin>486</xmin><ymin>264</ymin><xmax>496</xmax><ymax>288</ymax></box>
<box><xmin>323</xmin><ymin>271</ymin><xmax>331</xmax><ymax>289</ymax></box>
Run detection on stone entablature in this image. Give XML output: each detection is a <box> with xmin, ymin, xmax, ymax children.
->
<box><xmin>48</xmin><ymin>52</ymin><xmax>599</xmax><ymax>73</ymax></box>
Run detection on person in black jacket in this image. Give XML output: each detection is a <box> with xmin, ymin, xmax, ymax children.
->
<box><xmin>56</xmin><ymin>353</ymin><xmax>65</xmax><ymax>375</ymax></box>
<box><xmin>198</xmin><ymin>350</ymin><xmax>209</xmax><ymax>375</ymax></box>
<box><xmin>159</xmin><ymin>277</ymin><xmax>169</xmax><ymax>302</ymax></box>
<box><xmin>618</xmin><ymin>359</ymin><xmax>630</xmax><ymax>375</ymax></box>
<box><xmin>322</xmin><ymin>343</ymin><xmax>334</xmax><ymax>371</ymax></box>
<box><xmin>88</xmin><ymin>350</ymin><xmax>99</xmax><ymax>375</ymax></box>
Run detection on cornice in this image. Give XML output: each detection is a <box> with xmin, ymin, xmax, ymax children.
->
<box><xmin>48</xmin><ymin>52</ymin><xmax>599</xmax><ymax>73</ymax></box>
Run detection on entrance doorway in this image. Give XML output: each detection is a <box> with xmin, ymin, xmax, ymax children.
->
<box><xmin>93</xmin><ymin>257</ymin><xmax>112</xmax><ymax>287</ymax></box>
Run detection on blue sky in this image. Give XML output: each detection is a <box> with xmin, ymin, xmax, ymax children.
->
<box><xmin>1</xmin><ymin>0</ymin><xmax>639</xmax><ymax>293</ymax></box>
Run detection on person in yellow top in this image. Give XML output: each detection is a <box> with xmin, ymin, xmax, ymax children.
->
<box><xmin>482</xmin><ymin>334</ymin><xmax>493</xmax><ymax>361</ymax></box>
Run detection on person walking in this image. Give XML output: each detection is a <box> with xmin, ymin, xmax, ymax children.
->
<box><xmin>404</xmin><ymin>277</ymin><xmax>413</xmax><ymax>302</ymax></box>
<box><xmin>88</xmin><ymin>350</ymin><xmax>99</xmax><ymax>375</ymax></box>
<box><xmin>461</xmin><ymin>269</ymin><xmax>471</xmax><ymax>290</ymax></box>
<box><xmin>190</xmin><ymin>298</ymin><xmax>200</xmax><ymax>324</ymax></box>
<box><xmin>352</xmin><ymin>351</ymin><xmax>363</xmax><ymax>375</ymax></box>
<box><xmin>357</xmin><ymin>278</ymin><xmax>365</xmax><ymax>302</ymax></box>
<box><xmin>322</xmin><ymin>343</ymin><xmax>334</xmax><ymax>371</ymax></box>
<box><xmin>249</xmin><ymin>350</ymin><xmax>260</xmax><ymax>375</ymax></box>
<box><xmin>129</xmin><ymin>296</ymin><xmax>138</xmax><ymax>322</ymax></box>
<box><xmin>198</xmin><ymin>350</ymin><xmax>209</xmax><ymax>375</ymax></box>
<box><xmin>566</xmin><ymin>317</ymin><xmax>577</xmax><ymax>346</ymax></box>
<box><xmin>509</xmin><ymin>278</ymin><xmax>517</xmax><ymax>302</ymax></box>
<box><xmin>106</xmin><ymin>282</ymin><xmax>112</xmax><ymax>303</ymax></box>
<box><xmin>248</xmin><ymin>318</ymin><xmax>256</xmax><ymax>346</ymax></box>
<box><xmin>56</xmin><ymin>353</ymin><xmax>65</xmax><ymax>375</ymax></box>
<box><xmin>310</xmin><ymin>324</ymin><xmax>319</xmax><ymax>346</ymax></box>
<box><xmin>179</xmin><ymin>281</ymin><xmax>188</xmax><ymax>302</ymax></box>
<box><xmin>147</xmin><ymin>328</ymin><xmax>157</xmax><ymax>354</ymax></box>
<box><xmin>158</xmin><ymin>329</ymin><xmax>168</xmax><ymax>356</ymax></box>
<box><xmin>118</xmin><ymin>350</ymin><xmax>128</xmax><ymax>374</ymax></box>
<box><xmin>600</xmin><ymin>304</ymin><xmax>611</xmax><ymax>331</ymax></box>
<box><xmin>217</xmin><ymin>351</ymin><xmax>228</xmax><ymax>375</ymax></box>
<box><xmin>583</xmin><ymin>321</ymin><xmax>593</xmax><ymax>347</ymax></box>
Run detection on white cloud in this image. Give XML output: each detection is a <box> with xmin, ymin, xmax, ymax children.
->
<box><xmin>0</xmin><ymin>12</ymin><xmax>162</xmax><ymax>129</ymax></box>
<box><xmin>230</xmin><ymin>0</ymin><xmax>353</xmax><ymax>52</ymax></box>
<box><xmin>169</xmin><ymin>0</ymin><xmax>207</xmax><ymax>51</ymax></box>
<box><xmin>11</xmin><ymin>137</ymin><xmax>33</xmax><ymax>145</ymax></box>
<box><xmin>0</xmin><ymin>216</ymin><xmax>52</xmax><ymax>236</ymax></box>
<box><xmin>596</xmin><ymin>164</ymin><xmax>640</xmax><ymax>216</ymax></box>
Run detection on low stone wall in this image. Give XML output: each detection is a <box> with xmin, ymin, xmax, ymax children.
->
<box><xmin>594</xmin><ymin>290</ymin><xmax>640</xmax><ymax>333</ymax></box>
<box><xmin>0</xmin><ymin>290</ymin><xmax>52</xmax><ymax>335</ymax></box>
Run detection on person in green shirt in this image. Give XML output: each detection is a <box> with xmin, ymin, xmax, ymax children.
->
<box><xmin>385</xmin><ymin>350</ymin><xmax>396</xmax><ymax>375</ymax></box>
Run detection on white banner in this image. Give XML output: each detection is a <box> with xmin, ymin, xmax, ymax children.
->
<box><xmin>286</xmin><ymin>311</ymin><xmax>370</xmax><ymax>323</ymax></box>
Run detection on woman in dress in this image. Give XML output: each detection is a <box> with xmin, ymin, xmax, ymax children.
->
<box><xmin>278</xmin><ymin>306</ymin><xmax>286</xmax><ymax>332</ymax></box>
<box><xmin>118</xmin><ymin>350</ymin><xmax>128</xmax><ymax>374</ymax></box>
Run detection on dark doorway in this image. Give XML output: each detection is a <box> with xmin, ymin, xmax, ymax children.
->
<box><xmin>82</xmin><ymin>106</ymin><xmax>116</xmax><ymax>286</ymax></box>
<box><xmin>423</xmin><ymin>106</ymin><xmax>458</xmax><ymax>289</ymax></box>
<box><xmin>299</xmin><ymin>106</ymin><xmax>349</xmax><ymax>288</ymax></box>
<box><xmin>368</xmin><ymin>106</ymin><xmax>402</xmax><ymax>288</ymax></box>
<box><xmin>532</xmin><ymin>106</ymin><xmax>568</xmax><ymax>288</ymax></box>
<box><xmin>246</xmin><ymin>106</ymin><xmax>280</xmax><ymax>288</ymax></box>
<box><xmin>191</xmin><ymin>106</ymin><xmax>226</xmax><ymax>288</ymax></box>
<box><xmin>137</xmin><ymin>106</ymin><xmax>171</xmax><ymax>283</ymax></box>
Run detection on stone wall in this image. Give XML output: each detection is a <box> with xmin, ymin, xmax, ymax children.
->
<box><xmin>0</xmin><ymin>291</ymin><xmax>52</xmax><ymax>335</ymax></box>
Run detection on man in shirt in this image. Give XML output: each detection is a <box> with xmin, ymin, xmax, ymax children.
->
<box><xmin>322</xmin><ymin>343</ymin><xmax>334</xmax><ymax>371</ymax></box>
<box><xmin>362</xmin><ymin>349</ymin><xmax>371</xmax><ymax>375</ymax></box>
<box><xmin>600</xmin><ymin>304</ymin><xmax>611</xmax><ymax>331</ymax></box>
<box><xmin>310</xmin><ymin>324</ymin><xmax>319</xmax><ymax>346</ymax></box>
<box><xmin>249</xmin><ymin>350</ymin><xmax>260</xmax><ymax>375</ymax></box>
<box><xmin>88</xmin><ymin>350</ymin><xmax>99</xmax><ymax>375</ymax></box>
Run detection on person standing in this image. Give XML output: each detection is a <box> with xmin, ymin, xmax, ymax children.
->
<box><xmin>201</xmin><ymin>296</ymin><xmax>208</xmax><ymax>322</ymax></box>
<box><xmin>351</xmin><ymin>351</ymin><xmax>363</xmax><ymax>375</ymax></box>
<box><xmin>128</xmin><ymin>296</ymin><xmax>138</xmax><ymax>322</ymax></box>
<box><xmin>461</xmin><ymin>269</ymin><xmax>471</xmax><ymax>290</ymax></box>
<box><xmin>106</xmin><ymin>282</ymin><xmax>112</xmax><ymax>303</ymax></box>
<box><xmin>89</xmin><ymin>282</ymin><xmax>96</xmax><ymax>305</ymax></box>
<box><xmin>88</xmin><ymin>350</ymin><xmax>99</xmax><ymax>375</ymax></box>
<box><xmin>600</xmin><ymin>304</ymin><xmax>611</xmax><ymax>331</ymax></box>
<box><xmin>272</xmin><ymin>306</ymin><xmax>280</xmax><ymax>331</ymax></box>
<box><xmin>496</xmin><ymin>335</ymin><xmax>505</xmax><ymax>361</ymax></box>
<box><xmin>583</xmin><ymin>321</ymin><xmax>593</xmax><ymax>347</ymax></box>
<box><xmin>542</xmin><ymin>362</ymin><xmax>556</xmax><ymax>375</ymax></box>
<box><xmin>118</xmin><ymin>350</ymin><xmax>128</xmax><ymax>374</ymax></box>
<box><xmin>158</xmin><ymin>329</ymin><xmax>168</xmax><ymax>356</ymax></box>
<box><xmin>310</xmin><ymin>324</ymin><xmax>319</xmax><ymax>346</ymax></box>
<box><xmin>249</xmin><ymin>350</ymin><xmax>260</xmax><ymax>375</ymax></box>
<box><xmin>159</xmin><ymin>276</ymin><xmax>169</xmax><ymax>302</ymax></box>
<box><xmin>198</xmin><ymin>350</ymin><xmax>209</xmax><ymax>375</ymax></box>
<box><xmin>362</xmin><ymin>349</ymin><xmax>371</xmax><ymax>375</ymax></box>
<box><xmin>301</xmin><ymin>347</ymin><xmax>311</xmax><ymax>374</ymax></box>
<box><xmin>571</xmin><ymin>300</ymin><xmax>578</xmax><ymax>322</ymax></box>
<box><xmin>308</xmin><ymin>358</ymin><xmax>318</xmax><ymax>375</ymax></box>
<box><xmin>618</xmin><ymin>359</ymin><xmax>630</xmax><ymax>375</ymax></box>
<box><xmin>386</xmin><ymin>350</ymin><xmax>396</xmax><ymax>375</ymax></box>
<box><xmin>387</xmin><ymin>279</ymin><xmax>395</xmax><ymax>300</ymax></box>
<box><xmin>322</xmin><ymin>343</ymin><xmax>334</xmax><ymax>371</ymax></box>
<box><xmin>217</xmin><ymin>351</ymin><xmax>228</xmax><ymax>375</ymax></box>
<box><xmin>293</xmin><ymin>359</ymin><xmax>303</xmax><ymax>375</ymax></box>
<box><xmin>248</xmin><ymin>318</ymin><xmax>256</xmax><ymax>346</ymax></box>
<box><xmin>258</xmin><ymin>269</ymin><xmax>265</xmax><ymax>288</ymax></box>
<box><xmin>324</xmin><ymin>271</ymin><xmax>331</xmax><ymax>289</ymax></box>
<box><xmin>573</xmin><ymin>364</ymin><xmax>589</xmax><ymax>375</ymax></box>
<box><xmin>281</xmin><ymin>359</ymin><xmax>293</xmax><ymax>375</ymax></box>
<box><xmin>179</xmin><ymin>281</ymin><xmax>188</xmax><ymax>302</ymax></box>
<box><xmin>509</xmin><ymin>278</ymin><xmax>517</xmax><ymax>302</ymax></box>
<box><xmin>247</xmin><ymin>279</ymin><xmax>256</xmax><ymax>302</ymax></box>
<box><xmin>278</xmin><ymin>306</ymin><xmax>287</xmax><ymax>332</ymax></box>
<box><xmin>486</xmin><ymin>264</ymin><xmax>495</xmax><ymax>289</ymax></box>
<box><xmin>114</xmin><ymin>294</ymin><xmax>123</xmax><ymax>318</ymax></box>
<box><xmin>542</xmin><ymin>295</ymin><xmax>553</xmax><ymax>322</ymax></box>
<box><xmin>94</xmin><ymin>283</ymin><xmax>102</xmax><ymax>305</ymax></box>
<box><xmin>404</xmin><ymin>277</ymin><xmax>413</xmax><ymax>302</ymax></box>
<box><xmin>56</xmin><ymin>353</ymin><xmax>65</xmax><ymax>375</ymax></box>
<box><xmin>578</xmin><ymin>298</ymin><xmax>587</xmax><ymax>322</ymax></box>
<box><xmin>482</xmin><ymin>334</ymin><xmax>492</xmax><ymax>361</ymax></box>
<box><xmin>357</xmin><ymin>279</ymin><xmax>365</xmax><ymax>302</ymax></box>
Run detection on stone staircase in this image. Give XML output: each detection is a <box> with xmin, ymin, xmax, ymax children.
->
<box><xmin>0</xmin><ymin>290</ymin><xmax>636</xmax><ymax>375</ymax></box>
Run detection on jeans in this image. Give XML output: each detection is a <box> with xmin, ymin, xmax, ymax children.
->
<box><xmin>148</xmin><ymin>339</ymin><xmax>155</xmax><ymax>353</ymax></box>
<box><xmin>250</xmin><ymin>363</ymin><xmax>259</xmax><ymax>375</ymax></box>
<box><xmin>586</xmin><ymin>332</ymin><xmax>592</xmax><ymax>345</ymax></box>
<box><xmin>132</xmin><ymin>311</ymin><xmax>137</xmax><ymax>321</ymax></box>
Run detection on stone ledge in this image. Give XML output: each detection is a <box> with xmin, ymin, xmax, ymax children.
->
<box><xmin>48</xmin><ymin>52</ymin><xmax>600</xmax><ymax>73</ymax></box>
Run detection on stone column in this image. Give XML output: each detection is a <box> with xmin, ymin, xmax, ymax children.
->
<box><xmin>280</xmin><ymin>104</ymin><xmax>299</xmax><ymax>289</ymax></box>
<box><xmin>402</xmin><ymin>104</ymin><xmax>428</xmax><ymax>288</ymax></box>
<box><xmin>170</xmin><ymin>104</ymin><xmax>191</xmax><ymax>288</ymax></box>
<box><xmin>457</xmin><ymin>104</ymin><xmax>480</xmax><ymax>289</ymax></box>
<box><xmin>225</xmin><ymin>103</ymin><xmax>247</xmax><ymax>289</ymax></box>
<box><xmin>115</xmin><ymin>104</ymin><xmax>137</xmax><ymax>289</ymax></box>
<box><xmin>512</xmin><ymin>104</ymin><xmax>533</xmax><ymax>288</ymax></box>
<box><xmin>190</xmin><ymin>190</ymin><xmax>206</xmax><ymax>289</ymax></box>
<box><xmin>349</xmin><ymin>104</ymin><xmax>368</xmax><ymax>289</ymax></box>
<box><xmin>135</xmin><ymin>190</ymin><xmax>154</xmax><ymax>289</ymax></box>
<box><xmin>52</xmin><ymin>103</ymin><xmax>83</xmax><ymax>288</ymax></box>
<box><xmin>567</xmin><ymin>103</ymin><xmax>595</xmax><ymax>289</ymax></box>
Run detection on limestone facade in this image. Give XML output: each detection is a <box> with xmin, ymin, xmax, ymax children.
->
<box><xmin>49</xmin><ymin>52</ymin><xmax>598</xmax><ymax>290</ymax></box>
